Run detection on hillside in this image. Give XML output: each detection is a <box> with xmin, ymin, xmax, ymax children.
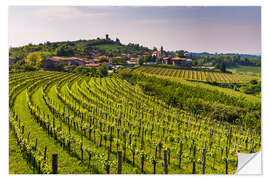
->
<box><xmin>227</xmin><ymin>65</ymin><xmax>261</xmax><ymax>76</ymax></box>
<box><xmin>9</xmin><ymin>71</ymin><xmax>261</xmax><ymax>174</ymax></box>
<box><xmin>9</xmin><ymin>37</ymin><xmax>151</xmax><ymax>63</ymax></box>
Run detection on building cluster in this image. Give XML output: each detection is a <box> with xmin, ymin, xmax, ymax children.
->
<box><xmin>43</xmin><ymin>56</ymin><xmax>111</xmax><ymax>70</ymax></box>
<box><xmin>42</xmin><ymin>53</ymin><xmax>148</xmax><ymax>70</ymax></box>
<box><xmin>9</xmin><ymin>48</ymin><xmax>193</xmax><ymax>69</ymax></box>
<box><xmin>152</xmin><ymin>50</ymin><xmax>193</xmax><ymax>67</ymax></box>
<box><xmin>41</xmin><ymin>49</ymin><xmax>193</xmax><ymax>70</ymax></box>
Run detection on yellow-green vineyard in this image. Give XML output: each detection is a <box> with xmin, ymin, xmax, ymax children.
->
<box><xmin>9</xmin><ymin>71</ymin><xmax>261</xmax><ymax>174</ymax></box>
<box><xmin>134</xmin><ymin>66</ymin><xmax>258</xmax><ymax>83</ymax></box>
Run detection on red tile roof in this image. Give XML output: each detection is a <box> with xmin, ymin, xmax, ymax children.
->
<box><xmin>47</xmin><ymin>56</ymin><xmax>89</xmax><ymax>63</ymax></box>
<box><xmin>171</xmin><ymin>57</ymin><xmax>192</xmax><ymax>62</ymax></box>
<box><xmin>85</xmin><ymin>63</ymin><xmax>100</xmax><ymax>67</ymax></box>
<box><xmin>152</xmin><ymin>51</ymin><xmax>161</xmax><ymax>55</ymax></box>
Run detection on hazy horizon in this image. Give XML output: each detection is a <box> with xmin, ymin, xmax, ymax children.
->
<box><xmin>9</xmin><ymin>6</ymin><xmax>261</xmax><ymax>55</ymax></box>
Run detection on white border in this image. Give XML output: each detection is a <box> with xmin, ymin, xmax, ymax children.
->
<box><xmin>2</xmin><ymin>0</ymin><xmax>270</xmax><ymax>180</ymax></box>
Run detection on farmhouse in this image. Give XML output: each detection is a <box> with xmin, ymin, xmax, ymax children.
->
<box><xmin>152</xmin><ymin>51</ymin><xmax>162</xmax><ymax>58</ymax></box>
<box><xmin>171</xmin><ymin>57</ymin><xmax>192</xmax><ymax>67</ymax></box>
<box><xmin>92</xmin><ymin>56</ymin><xmax>111</xmax><ymax>63</ymax></box>
<box><xmin>163</xmin><ymin>57</ymin><xmax>171</xmax><ymax>64</ymax></box>
<box><xmin>43</xmin><ymin>56</ymin><xmax>90</xmax><ymax>70</ymax></box>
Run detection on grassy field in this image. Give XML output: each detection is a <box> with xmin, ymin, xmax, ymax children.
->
<box><xmin>9</xmin><ymin>71</ymin><xmax>261</xmax><ymax>174</ymax></box>
<box><xmin>227</xmin><ymin>65</ymin><xmax>261</xmax><ymax>76</ymax></box>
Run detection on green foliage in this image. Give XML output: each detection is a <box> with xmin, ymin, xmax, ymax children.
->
<box><xmin>56</xmin><ymin>46</ymin><xmax>75</xmax><ymax>57</ymax></box>
<box><xmin>177</xmin><ymin>50</ymin><xmax>185</xmax><ymax>58</ymax></box>
<box><xmin>9</xmin><ymin>64</ymin><xmax>37</xmax><ymax>73</ymax></box>
<box><xmin>135</xmin><ymin>65</ymin><xmax>257</xmax><ymax>83</ymax></box>
<box><xmin>112</xmin><ymin>56</ymin><xmax>128</xmax><ymax>65</ymax></box>
<box><xmin>25</xmin><ymin>51</ymin><xmax>52</xmax><ymax>66</ymax></box>
<box><xmin>63</xmin><ymin>65</ymin><xmax>76</xmax><ymax>73</ymax></box>
<box><xmin>73</xmin><ymin>66</ymin><xmax>91</xmax><ymax>76</ymax></box>
<box><xmin>119</xmin><ymin>71</ymin><xmax>261</xmax><ymax>129</ymax></box>
<box><xmin>138</xmin><ymin>57</ymin><xmax>144</xmax><ymax>66</ymax></box>
<box><xmin>240</xmin><ymin>80</ymin><xmax>261</xmax><ymax>96</ymax></box>
<box><xmin>98</xmin><ymin>57</ymin><xmax>109</xmax><ymax>63</ymax></box>
<box><xmin>192</xmin><ymin>55</ymin><xmax>260</xmax><ymax>68</ymax></box>
<box><xmin>144</xmin><ymin>53</ymin><xmax>156</xmax><ymax>63</ymax></box>
<box><xmin>9</xmin><ymin>71</ymin><xmax>261</xmax><ymax>174</ymax></box>
<box><xmin>9</xmin><ymin>38</ymin><xmax>151</xmax><ymax>61</ymax></box>
<box><xmin>72</xmin><ymin>65</ymin><xmax>108</xmax><ymax>77</ymax></box>
<box><xmin>215</xmin><ymin>62</ymin><xmax>226</xmax><ymax>72</ymax></box>
<box><xmin>97</xmin><ymin>65</ymin><xmax>108</xmax><ymax>77</ymax></box>
<box><xmin>227</xmin><ymin>65</ymin><xmax>261</xmax><ymax>76</ymax></box>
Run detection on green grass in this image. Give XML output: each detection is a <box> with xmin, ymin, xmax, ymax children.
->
<box><xmin>227</xmin><ymin>65</ymin><xmax>261</xmax><ymax>76</ymax></box>
<box><xmin>9</xmin><ymin>130</ymin><xmax>33</xmax><ymax>174</ymax></box>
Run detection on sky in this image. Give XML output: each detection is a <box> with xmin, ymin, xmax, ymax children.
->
<box><xmin>8</xmin><ymin>6</ymin><xmax>261</xmax><ymax>54</ymax></box>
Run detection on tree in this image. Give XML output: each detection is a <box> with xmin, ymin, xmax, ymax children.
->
<box><xmin>250</xmin><ymin>79</ymin><xmax>258</xmax><ymax>85</ymax></box>
<box><xmin>220</xmin><ymin>62</ymin><xmax>226</xmax><ymax>72</ymax></box>
<box><xmin>89</xmin><ymin>67</ymin><xmax>98</xmax><ymax>77</ymax></box>
<box><xmin>144</xmin><ymin>54</ymin><xmax>152</xmax><ymax>63</ymax></box>
<box><xmin>215</xmin><ymin>63</ymin><xmax>220</xmax><ymax>69</ymax></box>
<box><xmin>177</xmin><ymin>50</ymin><xmax>185</xmax><ymax>58</ymax></box>
<box><xmin>116</xmin><ymin>38</ymin><xmax>120</xmax><ymax>44</ymax></box>
<box><xmin>193</xmin><ymin>61</ymin><xmax>198</xmax><ymax>66</ymax></box>
<box><xmin>138</xmin><ymin>57</ymin><xmax>144</xmax><ymax>66</ymax></box>
<box><xmin>79</xmin><ymin>46</ymin><xmax>93</xmax><ymax>59</ymax></box>
<box><xmin>106</xmin><ymin>34</ymin><xmax>109</xmax><ymax>40</ymax></box>
<box><xmin>160</xmin><ymin>46</ymin><xmax>164</xmax><ymax>57</ymax></box>
<box><xmin>56</xmin><ymin>46</ymin><xmax>75</xmax><ymax>56</ymax></box>
<box><xmin>99</xmin><ymin>57</ymin><xmax>109</xmax><ymax>63</ymax></box>
<box><xmin>98</xmin><ymin>65</ymin><xmax>108</xmax><ymax>77</ymax></box>
<box><xmin>25</xmin><ymin>52</ymin><xmax>52</xmax><ymax>67</ymax></box>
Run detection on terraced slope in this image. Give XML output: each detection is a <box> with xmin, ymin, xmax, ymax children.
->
<box><xmin>134</xmin><ymin>66</ymin><xmax>259</xmax><ymax>83</ymax></box>
<box><xmin>9</xmin><ymin>71</ymin><xmax>261</xmax><ymax>174</ymax></box>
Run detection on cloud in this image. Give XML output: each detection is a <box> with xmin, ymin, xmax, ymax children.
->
<box><xmin>135</xmin><ymin>18</ymin><xmax>169</xmax><ymax>25</ymax></box>
<box><xmin>29</xmin><ymin>6</ymin><xmax>109</xmax><ymax>21</ymax></box>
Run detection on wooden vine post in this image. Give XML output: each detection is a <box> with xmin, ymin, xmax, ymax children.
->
<box><xmin>52</xmin><ymin>153</ymin><xmax>58</xmax><ymax>174</ymax></box>
<box><xmin>179</xmin><ymin>141</ymin><xmax>183</xmax><ymax>169</ymax></box>
<box><xmin>225</xmin><ymin>147</ymin><xmax>228</xmax><ymax>174</ymax></box>
<box><xmin>81</xmin><ymin>132</ymin><xmax>83</xmax><ymax>161</ymax></box>
<box><xmin>202</xmin><ymin>148</ymin><xmax>206</xmax><ymax>174</ymax></box>
<box><xmin>192</xmin><ymin>145</ymin><xmax>196</xmax><ymax>174</ymax></box>
<box><xmin>117</xmin><ymin>150</ymin><xmax>122</xmax><ymax>174</ymax></box>
<box><xmin>141</xmin><ymin>153</ymin><xmax>145</xmax><ymax>173</ymax></box>
<box><xmin>153</xmin><ymin>144</ymin><xmax>158</xmax><ymax>174</ymax></box>
<box><xmin>236</xmin><ymin>150</ymin><xmax>240</xmax><ymax>169</ymax></box>
<box><xmin>164</xmin><ymin>150</ymin><xmax>168</xmax><ymax>174</ymax></box>
<box><xmin>123</xmin><ymin>131</ymin><xmax>126</xmax><ymax>161</ymax></box>
<box><xmin>44</xmin><ymin>146</ymin><xmax>47</xmax><ymax>161</ymax></box>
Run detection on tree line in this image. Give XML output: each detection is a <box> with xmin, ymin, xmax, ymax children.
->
<box><xmin>192</xmin><ymin>55</ymin><xmax>261</xmax><ymax>67</ymax></box>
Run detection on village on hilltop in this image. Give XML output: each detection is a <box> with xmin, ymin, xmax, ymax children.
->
<box><xmin>9</xmin><ymin>34</ymin><xmax>193</xmax><ymax>71</ymax></box>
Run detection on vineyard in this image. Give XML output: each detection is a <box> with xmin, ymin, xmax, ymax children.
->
<box><xmin>134</xmin><ymin>66</ymin><xmax>258</xmax><ymax>83</ymax></box>
<box><xmin>9</xmin><ymin>71</ymin><xmax>261</xmax><ymax>174</ymax></box>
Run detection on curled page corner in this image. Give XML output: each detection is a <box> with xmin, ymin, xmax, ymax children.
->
<box><xmin>236</xmin><ymin>151</ymin><xmax>262</xmax><ymax>175</ymax></box>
